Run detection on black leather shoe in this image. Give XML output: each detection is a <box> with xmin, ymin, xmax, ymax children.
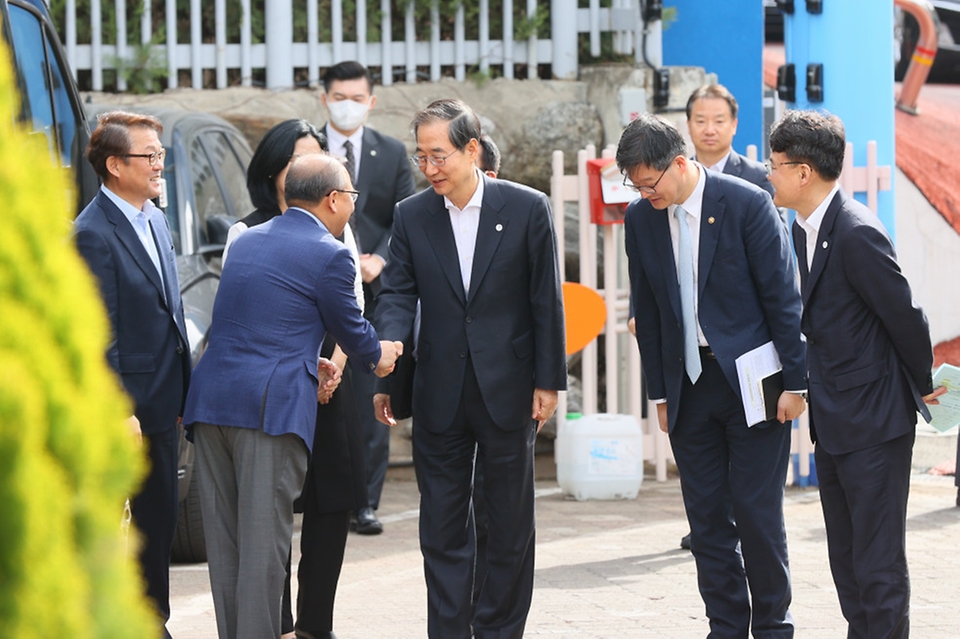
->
<box><xmin>355</xmin><ymin>507</ymin><xmax>383</xmax><ymax>535</ymax></box>
<box><xmin>680</xmin><ymin>532</ymin><xmax>692</xmax><ymax>550</ymax></box>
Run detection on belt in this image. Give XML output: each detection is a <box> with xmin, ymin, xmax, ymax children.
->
<box><xmin>699</xmin><ymin>346</ymin><xmax>716</xmax><ymax>360</ymax></box>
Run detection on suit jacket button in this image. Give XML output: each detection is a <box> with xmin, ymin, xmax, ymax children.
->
<box><xmin>465</xmin><ymin>316</ymin><xmax>472</xmax><ymax>323</ymax></box>
<box><xmin>176</xmin><ymin>345</ymin><xmax>184</xmax><ymax>354</ymax></box>
<box><xmin>460</xmin><ymin>351</ymin><xmax>467</xmax><ymax>359</ymax></box>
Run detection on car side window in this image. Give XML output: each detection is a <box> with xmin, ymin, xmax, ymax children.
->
<box><xmin>201</xmin><ymin>131</ymin><xmax>253</xmax><ymax>222</ymax></box>
<box><xmin>188</xmin><ymin>134</ymin><xmax>223</xmax><ymax>247</ymax></box>
<box><xmin>44</xmin><ymin>35</ymin><xmax>78</xmax><ymax>168</ymax></box>
<box><xmin>7</xmin><ymin>4</ymin><xmax>57</xmax><ymax>160</ymax></box>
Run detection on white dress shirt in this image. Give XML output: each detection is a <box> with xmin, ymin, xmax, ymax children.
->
<box><xmin>795</xmin><ymin>184</ymin><xmax>839</xmax><ymax>272</ymax></box>
<box><xmin>668</xmin><ymin>163</ymin><xmax>708</xmax><ymax>347</ymax></box>
<box><xmin>444</xmin><ymin>169</ymin><xmax>485</xmax><ymax>297</ymax></box>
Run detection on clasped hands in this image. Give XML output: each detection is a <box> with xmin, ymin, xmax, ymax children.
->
<box><xmin>316</xmin><ymin>340</ymin><xmax>403</xmax><ymax>404</ymax></box>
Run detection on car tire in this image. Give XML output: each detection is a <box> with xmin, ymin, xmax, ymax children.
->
<box><xmin>171</xmin><ymin>459</ymin><xmax>206</xmax><ymax>563</ymax></box>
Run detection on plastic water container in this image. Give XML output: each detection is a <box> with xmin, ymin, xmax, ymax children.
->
<box><xmin>555</xmin><ymin>413</ymin><xmax>644</xmax><ymax>500</ymax></box>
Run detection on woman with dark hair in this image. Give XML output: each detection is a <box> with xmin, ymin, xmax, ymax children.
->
<box><xmin>222</xmin><ymin>118</ymin><xmax>367</xmax><ymax>639</ymax></box>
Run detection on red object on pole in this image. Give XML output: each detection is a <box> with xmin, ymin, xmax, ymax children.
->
<box><xmin>896</xmin><ymin>0</ymin><xmax>940</xmax><ymax>114</ymax></box>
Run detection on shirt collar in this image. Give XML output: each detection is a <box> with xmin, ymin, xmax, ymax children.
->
<box><xmin>101</xmin><ymin>184</ymin><xmax>155</xmax><ymax>224</ymax></box>
<box><xmin>670</xmin><ymin>161</ymin><xmax>706</xmax><ymax>220</ymax></box>
<box><xmin>444</xmin><ymin>168</ymin><xmax>485</xmax><ymax>212</ymax></box>
<box><xmin>326</xmin><ymin>125</ymin><xmax>363</xmax><ymax>154</ymax></box>
<box><xmin>797</xmin><ymin>183</ymin><xmax>839</xmax><ymax>235</ymax></box>
<box><xmin>700</xmin><ymin>150</ymin><xmax>731</xmax><ymax>173</ymax></box>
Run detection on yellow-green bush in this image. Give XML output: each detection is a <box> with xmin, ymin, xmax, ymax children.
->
<box><xmin>0</xmin><ymin>38</ymin><xmax>158</xmax><ymax>638</ymax></box>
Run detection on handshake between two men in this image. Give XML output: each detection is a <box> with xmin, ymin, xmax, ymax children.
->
<box><xmin>317</xmin><ymin>340</ymin><xmax>404</xmax><ymax>404</ymax></box>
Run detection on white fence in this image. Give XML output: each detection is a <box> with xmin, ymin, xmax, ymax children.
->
<box><xmin>63</xmin><ymin>0</ymin><xmax>648</xmax><ymax>91</ymax></box>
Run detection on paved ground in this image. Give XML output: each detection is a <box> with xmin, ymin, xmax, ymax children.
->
<box><xmin>168</xmin><ymin>439</ymin><xmax>960</xmax><ymax>639</ymax></box>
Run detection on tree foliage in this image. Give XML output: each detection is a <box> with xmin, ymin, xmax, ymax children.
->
<box><xmin>0</xmin><ymin>38</ymin><xmax>158</xmax><ymax>638</ymax></box>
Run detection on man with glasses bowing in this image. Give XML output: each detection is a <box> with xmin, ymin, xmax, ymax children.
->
<box><xmin>617</xmin><ymin>114</ymin><xmax>806</xmax><ymax>639</ymax></box>
<box><xmin>372</xmin><ymin>99</ymin><xmax>566</xmax><ymax>638</ymax></box>
<box><xmin>74</xmin><ymin>111</ymin><xmax>189</xmax><ymax>638</ymax></box>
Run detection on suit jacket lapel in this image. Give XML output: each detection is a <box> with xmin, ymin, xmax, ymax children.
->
<box><xmin>697</xmin><ymin>172</ymin><xmax>724</xmax><ymax>299</ymax></box>
<box><xmin>722</xmin><ymin>151</ymin><xmax>743</xmax><ymax>179</ymax></box>
<box><xmin>422</xmin><ymin>194</ymin><xmax>467</xmax><ymax>306</ymax></box>
<box><xmin>101</xmin><ymin>193</ymin><xmax>167</xmax><ymax>303</ymax></box>
<box><xmin>148</xmin><ymin>210</ymin><xmax>188</xmax><ymax>345</ymax></box>
<box><xmin>466</xmin><ymin>176</ymin><xmax>507</xmax><ymax>304</ymax></box>
<box><xmin>792</xmin><ymin>221</ymin><xmax>809</xmax><ymax>294</ymax></box>
<box><xmin>647</xmin><ymin>206</ymin><xmax>682</xmax><ymax>322</ymax></box>
<box><xmin>804</xmin><ymin>190</ymin><xmax>842</xmax><ymax>305</ymax></box>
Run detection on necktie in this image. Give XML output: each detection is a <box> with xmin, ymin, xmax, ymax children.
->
<box><xmin>674</xmin><ymin>205</ymin><xmax>701</xmax><ymax>384</ymax></box>
<box><xmin>342</xmin><ymin>140</ymin><xmax>359</xmax><ymax>239</ymax></box>
<box><xmin>343</xmin><ymin>140</ymin><xmax>356</xmax><ymax>183</ymax></box>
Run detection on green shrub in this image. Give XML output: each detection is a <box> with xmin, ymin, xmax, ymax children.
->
<box><xmin>0</xmin><ymin>38</ymin><xmax>158</xmax><ymax>638</ymax></box>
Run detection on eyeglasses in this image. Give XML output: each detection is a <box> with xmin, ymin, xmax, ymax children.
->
<box><xmin>410</xmin><ymin>148</ymin><xmax>461</xmax><ymax>168</ymax></box>
<box><xmin>764</xmin><ymin>159</ymin><xmax>802</xmax><ymax>175</ymax></box>
<box><xmin>623</xmin><ymin>162</ymin><xmax>671</xmax><ymax>195</ymax></box>
<box><xmin>120</xmin><ymin>149</ymin><xmax>166</xmax><ymax>167</ymax></box>
<box><xmin>332</xmin><ymin>189</ymin><xmax>360</xmax><ymax>203</ymax></box>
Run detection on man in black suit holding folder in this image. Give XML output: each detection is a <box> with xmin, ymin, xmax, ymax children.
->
<box><xmin>618</xmin><ymin>114</ymin><xmax>806</xmax><ymax>638</ymax></box>
<box><xmin>770</xmin><ymin>110</ymin><xmax>943</xmax><ymax>639</ymax></box>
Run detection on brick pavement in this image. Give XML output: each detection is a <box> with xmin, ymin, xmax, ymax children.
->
<box><xmin>169</xmin><ymin>462</ymin><xmax>960</xmax><ymax>638</ymax></box>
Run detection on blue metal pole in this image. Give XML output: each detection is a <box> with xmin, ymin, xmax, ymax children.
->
<box><xmin>662</xmin><ymin>0</ymin><xmax>765</xmax><ymax>153</ymax></box>
<box><xmin>783</xmin><ymin>1</ymin><xmax>896</xmax><ymax>237</ymax></box>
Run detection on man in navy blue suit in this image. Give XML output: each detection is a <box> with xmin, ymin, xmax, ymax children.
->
<box><xmin>686</xmin><ymin>84</ymin><xmax>774</xmax><ymax>199</ymax></box>
<box><xmin>770</xmin><ymin>110</ymin><xmax>944</xmax><ymax>639</ymax></box>
<box><xmin>74</xmin><ymin>111</ymin><xmax>190</xmax><ymax>639</ymax></box>
<box><xmin>183</xmin><ymin>154</ymin><xmax>402</xmax><ymax>639</ymax></box>
<box><xmin>617</xmin><ymin>113</ymin><xmax>806</xmax><ymax>638</ymax></box>
<box><xmin>373</xmin><ymin>99</ymin><xmax>566</xmax><ymax>638</ymax></box>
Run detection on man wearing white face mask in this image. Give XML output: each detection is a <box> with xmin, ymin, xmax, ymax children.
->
<box><xmin>321</xmin><ymin>60</ymin><xmax>417</xmax><ymax>535</ymax></box>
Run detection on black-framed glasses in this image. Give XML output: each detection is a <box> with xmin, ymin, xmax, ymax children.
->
<box><xmin>623</xmin><ymin>162</ymin><xmax>671</xmax><ymax>195</ymax></box>
<box><xmin>764</xmin><ymin>159</ymin><xmax>802</xmax><ymax>175</ymax></box>
<box><xmin>119</xmin><ymin>149</ymin><xmax>166</xmax><ymax>167</ymax></box>
<box><xmin>410</xmin><ymin>148</ymin><xmax>461</xmax><ymax>168</ymax></box>
<box><xmin>333</xmin><ymin>189</ymin><xmax>360</xmax><ymax>203</ymax></box>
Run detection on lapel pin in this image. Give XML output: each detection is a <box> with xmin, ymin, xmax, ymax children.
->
<box><xmin>822</xmin><ymin>241</ymin><xmax>828</xmax><ymax>249</ymax></box>
<box><xmin>495</xmin><ymin>223</ymin><xmax>503</xmax><ymax>232</ymax></box>
<box><xmin>708</xmin><ymin>217</ymin><xmax>715</xmax><ymax>224</ymax></box>
<box><xmin>370</xmin><ymin>149</ymin><xmax>377</xmax><ymax>157</ymax></box>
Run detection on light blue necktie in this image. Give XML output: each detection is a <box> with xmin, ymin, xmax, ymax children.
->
<box><xmin>674</xmin><ymin>205</ymin><xmax>701</xmax><ymax>383</ymax></box>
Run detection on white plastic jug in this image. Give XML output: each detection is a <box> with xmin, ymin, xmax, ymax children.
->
<box><xmin>555</xmin><ymin>413</ymin><xmax>643</xmax><ymax>500</ymax></box>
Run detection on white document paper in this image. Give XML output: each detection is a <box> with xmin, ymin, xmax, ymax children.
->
<box><xmin>928</xmin><ymin>363</ymin><xmax>960</xmax><ymax>433</ymax></box>
<box><xmin>735</xmin><ymin>341</ymin><xmax>783</xmax><ymax>427</ymax></box>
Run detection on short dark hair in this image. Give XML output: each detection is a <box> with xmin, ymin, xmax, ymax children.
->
<box><xmin>615</xmin><ymin>113</ymin><xmax>687</xmax><ymax>174</ymax></box>
<box><xmin>768</xmin><ymin>110</ymin><xmax>845</xmax><ymax>181</ymax></box>
<box><xmin>477</xmin><ymin>134</ymin><xmax>501</xmax><ymax>175</ymax></box>
<box><xmin>411</xmin><ymin>99</ymin><xmax>482</xmax><ymax>151</ymax></box>
<box><xmin>322</xmin><ymin>60</ymin><xmax>374</xmax><ymax>94</ymax></box>
<box><xmin>686</xmin><ymin>84</ymin><xmax>738</xmax><ymax>120</ymax></box>
<box><xmin>86</xmin><ymin>110</ymin><xmax>163</xmax><ymax>181</ymax></box>
<box><xmin>247</xmin><ymin>119</ymin><xmax>327</xmax><ymax>212</ymax></box>
<box><xmin>284</xmin><ymin>155</ymin><xmax>350</xmax><ymax>207</ymax></box>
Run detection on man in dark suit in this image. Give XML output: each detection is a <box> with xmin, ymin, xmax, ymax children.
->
<box><xmin>320</xmin><ymin>60</ymin><xmax>417</xmax><ymax>534</ymax></box>
<box><xmin>687</xmin><ymin>83</ymin><xmax>774</xmax><ymax>198</ymax></box>
<box><xmin>617</xmin><ymin>113</ymin><xmax>806</xmax><ymax>638</ymax></box>
<box><xmin>769</xmin><ymin>110</ymin><xmax>944</xmax><ymax>639</ymax></box>
<box><xmin>373</xmin><ymin>99</ymin><xmax>566</xmax><ymax>638</ymax></box>
<box><xmin>73</xmin><ymin>111</ymin><xmax>191</xmax><ymax>638</ymax></box>
<box><xmin>182</xmin><ymin>154</ymin><xmax>402</xmax><ymax>639</ymax></box>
